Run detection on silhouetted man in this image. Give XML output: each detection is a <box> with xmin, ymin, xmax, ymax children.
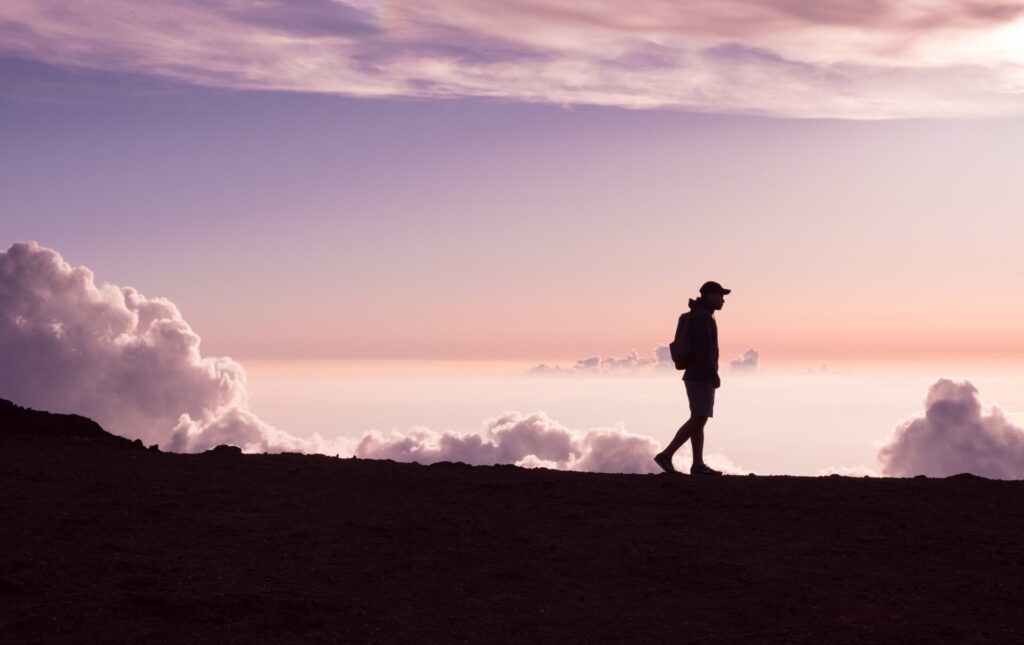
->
<box><xmin>654</xmin><ymin>281</ymin><xmax>730</xmax><ymax>475</ymax></box>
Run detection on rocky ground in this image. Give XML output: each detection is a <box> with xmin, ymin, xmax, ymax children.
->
<box><xmin>2</xmin><ymin>398</ymin><xmax>1023</xmax><ymax>643</ymax></box>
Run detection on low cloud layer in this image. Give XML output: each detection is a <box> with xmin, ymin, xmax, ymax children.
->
<box><xmin>357</xmin><ymin>411</ymin><xmax>659</xmax><ymax>473</ymax></box>
<box><xmin>3</xmin><ymin>1</ymin><xmax>1024</xmax><ymax>117</ymax></box>
<box><xmin>2</xmin><ymin>242</ymin><xmax>715</xmax><ymax>474</ymax></box>
<box><xmin>530</xmin><ymin>347</ymin><xmax>671</xmax><ymax>374</ymax></box>
<box><xmin>729</xmin><ymin>349</ymin><xmax>760</xmax><ymax>371</ymax></box>
<box><xmin>532</xmin><ymin>346</ymin><xmax>763</xmax><ymax>375</ymax></box>
<box><xmin>356</xmin><ymin>410</ymin><xmax>745</xmax><ymax>474</ymax></box>
<box><xmin>0</xmin><ymin>241</ymin><xmax>310</xmax><ymax>453</ymax></box>
<box><xmin>878</xmin><ymin>379</ymin><xmax>1024</xmax><ymax>479</ymax></box>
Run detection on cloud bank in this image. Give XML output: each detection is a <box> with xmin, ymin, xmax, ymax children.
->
<box><xmin>530</xmin><ymin>346</ymin><xmax>671</xmax><ymax>374</ymax></box>
<box><xmin>2</xmin><ymin>242</ymin><xmax>715</xmax><ymax>474</ymax></box>
<box><xmin>878</xmin><ymin>379</ymin><xmax>1024</xmax><ymax>479</ymax></box>
<box><xmin>532</xmin><ymin>346</ymin><xmax>763</xmax><ymax>375</ymax></box>
<box><xmin>356</xmin><ymin>410</ymin><xmax>659</xmax><ymax>473</ymax></box>
<box><xmin>0</xmin><ymin>241</ymin><xmax>310</xmax><ymax>453</ymax></box>
<box><xmin>3</xmin><ymin>1</ymin><xmax>1024</xmax><ymax>117</ymax></box>
<box><xmin>356</xmin><ymin>409</ymin><xmax>745</xmax><ymax>474</ymax></box>
<box><xmin>729</xmin><ymin>348</ymin><xmax>760</xmax><ymax>371</ymax></box>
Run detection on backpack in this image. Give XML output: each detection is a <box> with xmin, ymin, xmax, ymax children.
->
<box><xmin>669</xmin><ymin>313</ymin><xmax>692</xmax><ymax>370</ymax></box>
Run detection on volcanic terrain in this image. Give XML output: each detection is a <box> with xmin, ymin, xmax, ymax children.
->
<box><xmin>2</xmin><ymin>398</ymin><xmax>1023</xmax><ymax>643</ymax></box>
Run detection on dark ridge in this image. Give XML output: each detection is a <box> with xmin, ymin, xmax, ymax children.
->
<box><xmin>204</xmin><ymin>444</ymin><xmax>243</xmax><ymax>456</ymax></box>
<box><xmin>946</xmin><ymin>472</ymin><xmax>987</xmax><ymax>480</ymax></box>
<box><xmin>2</xmin><ymin>399</ymin><xmax>1023</xmax><ymax>643</ymax></box>
<box><xmin>0</xmin><ymin>397</ymin><xmax>134</xmax><ymax>446</ymax></box>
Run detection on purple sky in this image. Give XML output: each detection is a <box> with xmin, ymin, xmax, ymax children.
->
<box><xmin>4</xmin><ymin>3</ymin><xmax>1024</xmax><ymax>362</ymax></box>
<box><xmin>5</xmin><ymin>1</ymin><xmax>1024</xmax><ymax>118</ymax></box>
<box><xmin>4</xmin><ymin>3</ymin><xmax>1024</xmax><ymax>475</ymax></box>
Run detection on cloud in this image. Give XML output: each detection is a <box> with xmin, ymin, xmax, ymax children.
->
<box><xmin>2</xmin><ymin>1</ymin><xmax>1024</xmax><ymax>117</ymax></box>
<box><xmin>729</xmin><ymin>348</ymin><xmax>760</xmax><ymax>371</ymax></box>
<box><xmin>0</xmin><ymin>241</ymin><xmax>317</xmax><ymax>453</ymax></box>
<box><xmin>654</xmin><ymin>343</ymin><xmax>673</xmax><ymax>366</ymax></box>
<box><xmin>530</xmin><ymin>346</ymin><xmax>671</xmax><ymax>374</ymax></box>
<box><xmin>878</xmin><ymin>379</ymin><xmax>1024</xmax><ymax>479</ymax></box>
<box><xmin>356</xmin><ymin>410</ymin><xmax>665</xmax><ymax>474</ymax></box>
<box><xmin>699</xmin><ymin>452</ymin><xmax>749</xmax><ymax>476</ymax></box>
<box><xmin>0</xmin><ymin>241</ymin><xmax>748</xmax><ymax>476</ymax></box>
<box><xmin>355</xmin><ymin>409</ymin><xmax>749</xmax><ymax>475</ymax></box>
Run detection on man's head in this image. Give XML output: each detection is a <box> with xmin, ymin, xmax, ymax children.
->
<box><xmin>699</xmin><ymin>281</ymin><xmax>730</xmax><ymax>311</ymax></box>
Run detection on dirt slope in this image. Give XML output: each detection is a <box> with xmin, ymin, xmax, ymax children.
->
<box><xmin>2</xmin><ymin>398</ymin><xmax>1023</xmax><ymax>643</ymax></box>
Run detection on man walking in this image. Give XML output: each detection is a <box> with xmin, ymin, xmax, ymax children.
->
<box><xmin>654</xmin><ymin>281</ymin><xmax>730</xmax><ymax>475</ymax></box>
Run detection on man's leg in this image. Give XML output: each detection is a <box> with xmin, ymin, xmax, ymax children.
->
<box><xmin>658</xmin><ymin>414</ymin><xmax>708</xmax><ymax>462</ymax></box>
<box><xmin>689</xmin><ymin>417</ymin><xmax>708</xmax><ymax>466</ymax></box>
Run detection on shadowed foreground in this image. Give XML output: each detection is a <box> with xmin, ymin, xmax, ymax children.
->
<box><xmin>2</xmin><ymin>399</ymin><xmax>1022</xmax><ymax>643</ymax></box>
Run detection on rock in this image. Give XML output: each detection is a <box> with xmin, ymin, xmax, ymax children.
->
<box><xmin>207</xmin><ymin>444</ymin><xmax>242</xmax><ymax>456</ymax></box>
<box><xmin>430</xmin><ymin>461</ymin><xmax>471</xmax><ymax>469</ymax></box>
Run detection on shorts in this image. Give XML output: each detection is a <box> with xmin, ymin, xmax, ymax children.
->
<box><xmin>685</xmin><ymin>380</ymin><xmax>715</xmax><ymax>418</ymax></box>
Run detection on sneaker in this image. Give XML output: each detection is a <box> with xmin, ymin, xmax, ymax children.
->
<box><xmin>690</xmin><ymin>462</ymin><xmax>722</xmax><ymax>476</ymax></box>
<box><xmin>653</xmin><ymin>453</ymin><xmax>677</xmax><ymax>474</ymax></box>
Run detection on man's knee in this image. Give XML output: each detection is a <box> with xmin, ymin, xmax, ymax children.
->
<box><xmin>688</xmin><ymin>415</ymin><xmax>709</xmax><ymax>428</ymax></box>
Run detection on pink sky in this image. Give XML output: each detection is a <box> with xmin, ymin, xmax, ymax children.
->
<box><xmin>4</xmin><ymin>3</ymin><xmax>1024</xmax><ymax>479</ymax></box>
<box><xmin>5</xmin><ymin>239</ymin><xmax>1024</xmax><ymax>475</ymax></box>
<box><xmin>3</xmin><ymin>2</ymin><xmax>1024</xmax><ymax>363</ymax></box>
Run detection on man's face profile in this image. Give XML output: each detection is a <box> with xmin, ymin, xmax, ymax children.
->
<box><xmin>705</xmin><ymin>291</ymin><xmax>725</xmax><ymax>310</ymax></box>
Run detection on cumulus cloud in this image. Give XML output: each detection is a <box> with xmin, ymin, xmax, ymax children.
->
<box><xmin>530</xmin><ymin>347</ymin><xmax>671</xmax><ymax>374</ymax></box>
<box><xmin>356</xmin><ymin>409</ymin><xmax>748</xmax><ymax>475</ymax></box>
<box><xmin>0</xmin><ymin>241</ymin><xmax>315</xmax><ymax>453</ymax></box>
<box><xmin>729</xmin><ymin>348</ymin><xmax>760</xmax><ymax>371</ymax></box>
<box><xmin>878</xmin><ymin>379</ymin><xmax>1024</xmax><ymax>479</ymax></box>
<box><xmin>355</xmin><ymin>410</ymin><xmax>662</xmax><ymax>474</ymax></box>
<box><xmin>0</xmin><ymin>241</ymin><xmax>747</xmax><ymax>476</ymax></box>
<box><xmin>2</xmin><ymin>0</ymin><xmax>1024</xmax><ymax>117</ymax></box>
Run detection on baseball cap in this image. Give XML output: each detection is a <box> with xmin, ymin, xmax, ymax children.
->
<box><xmin>699</xmin><ymin>281</ymin><xmax>731</xmax><ymax>296</ymax></box>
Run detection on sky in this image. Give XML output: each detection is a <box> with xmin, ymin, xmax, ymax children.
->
<box><xmin>3</xmin><ymin>1</ymin><xmax>1024</xmax><ymax>475</ymax></box>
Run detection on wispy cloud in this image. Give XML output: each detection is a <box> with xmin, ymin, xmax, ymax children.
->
<box><xmin>3</xmin><ymin>1</ymin><xmax>1024</xmax><ymax>117</ymax></box>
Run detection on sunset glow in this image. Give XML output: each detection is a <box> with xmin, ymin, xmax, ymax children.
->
<box><xmin>3</xmin><ymin>1</ymin><xmax>1024</xmax><ymax>476</ymax></box>
<box><xmin>6</xmin><ymin>7</ymin><xmax>1024</xmax><ymax>642</ymax></box>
